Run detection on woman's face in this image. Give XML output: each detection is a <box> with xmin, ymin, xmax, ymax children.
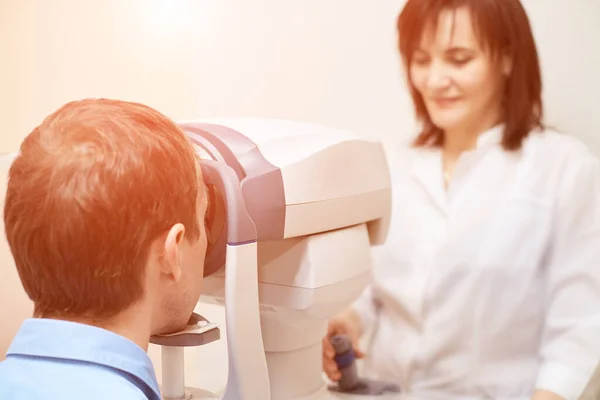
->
<box><xmin>409</xmin><ymin>7</ymin><xmax>509</xmax><ymax>135</ymax></box>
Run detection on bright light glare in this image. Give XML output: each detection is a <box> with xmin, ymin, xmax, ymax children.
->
<box><xmin>145</xmin><ymin>0</ymin><xmax>181</xmax><ymax>29</ymax></box>
<box><xmin>140</xmin><ymin>0</ymin><xmax>219</xmax><ymax>40</ymax></box>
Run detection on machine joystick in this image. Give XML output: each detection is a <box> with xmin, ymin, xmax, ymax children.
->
<box><xmin>328</xmin><ymin>334</ymin><xmax>402</xmax><ymax>396</ymax></box>
<box><xmin>331</xmin><ymin>335</ymin><xmax>361</xmax><ymax>390</ymax></box>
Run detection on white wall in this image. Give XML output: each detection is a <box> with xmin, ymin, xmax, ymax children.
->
<box><xmin>1</xmin><ymin>0</ymin><xmax>599</xmax><ymax>395</ymax></box>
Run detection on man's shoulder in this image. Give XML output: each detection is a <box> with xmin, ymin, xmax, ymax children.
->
<box><xmin>0</xmin><ymin>356</ymin><xmax>150</xmax><ymax>400</ymax></box>
<box><xmin>0</xmin><ymin>385</ymin><xmax>149</xmax><ymax>400</ymax></box>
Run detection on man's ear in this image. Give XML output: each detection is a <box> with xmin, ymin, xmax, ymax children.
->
<box><xmin>161</xmin><ymin>223</ymin><xmax>186</xmax><ymax>282</ymax></box>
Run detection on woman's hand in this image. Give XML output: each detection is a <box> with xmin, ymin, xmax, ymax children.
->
<box><xmin>322</xmin><ymin>308</ymin><xmax>365</xmax><ymax>381</ymax></box>
<box><xmin>530</xmin><ymin>390</ymin><xmax>564</xmax><ymax>400</ymax></box>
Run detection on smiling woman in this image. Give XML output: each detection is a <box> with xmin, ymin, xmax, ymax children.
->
<box><xmin>322</xmin><ymin>1</ymin><xmax>600</xmax><ymax>399</ymax></box>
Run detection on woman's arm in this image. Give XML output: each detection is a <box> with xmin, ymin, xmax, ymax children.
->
<box><xmin>350</xmin><ymin>283</ymin><xmax>376</xmax><ymax>337</ymax></box>
<box><xmin>535</xmin><ymin>154</ymin><xmax>600</xmax><ymax>400</ymax></box>
<box><xmin>350</xmin><ymin>243</ymin><xmax>390</xmax><ymax>336</ymax></box>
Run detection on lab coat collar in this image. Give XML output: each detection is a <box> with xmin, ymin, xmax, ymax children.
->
<box><xmin>475</xmin><ymin>123</ymin><xmax>504</xmax><ymax>148</ymax></box>
<box><xmin>411</xmin><ymin>149</ymin><xmax>448</xmax><ymax>215</ymax></box>
<box><xmin>409</xmin><ymin>124</ymin><xmax>505</xmax><ymax>215</ymax></box>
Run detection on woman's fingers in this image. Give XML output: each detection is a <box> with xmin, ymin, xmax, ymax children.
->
<box><xmin>323</xmin><ymin>315</ymin><xmax>365</xmax><ymax>381</ymax></box>
<box><xmin>353</xmin><ymin>345</ymin><xmax>366</xmax><ymax>358</ymax></box>
<box><xmin>323</xmin><ymin>358</ymin><xmax>341</xmax><ymax>381</ymax></box>
<box><xmin>322</xmin><ymin>337</ymin><xmax>335</xmax><ymax>359</ymax></box>
<box><xmin>323</xmin><ymin>335</ymin><xmax>341</xmax><ymax>381</ymax></box>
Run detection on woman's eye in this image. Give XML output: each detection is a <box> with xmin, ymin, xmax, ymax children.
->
<box><xmin>447</xmin><ymin>50</ymin><xmax>473</xmax><ymax>66</ymax></box>
<box><xmin>411</xmin><ymin>51</ymin><xmax>430</xmax><ymax>65</ymax></box>
<box><xmin>451</xmin><ymin>57</ymin><xmax>471</xmax><ymax>66</ymax></box>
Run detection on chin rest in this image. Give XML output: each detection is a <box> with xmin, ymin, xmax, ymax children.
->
<box><xmin>149</xmin><ymin>313</ymin><xmax>220</xmax><ymax>347</ymax></box>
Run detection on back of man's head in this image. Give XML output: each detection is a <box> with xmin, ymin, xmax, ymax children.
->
<box><xmin>4</xmin><ymin>98</ymin><xmax>201</xmax><ymax>320</ymax></box>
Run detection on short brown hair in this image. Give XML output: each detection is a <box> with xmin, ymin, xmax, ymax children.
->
<box><xmin>4</xmin><ymin>98</ymin><xmax>200</xmax><ymax>319</ymax></box>
<box><xmin>397</xmin><ymin>0</ymin><xmax>544</xmax><ymax>150</ymax></box>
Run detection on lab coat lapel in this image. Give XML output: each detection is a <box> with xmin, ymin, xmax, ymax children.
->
<box><xmin>408</xmin><ymin>125</ymin><xmax>503</xmax><ymax>217</ymax></box>
<box><xmin>411</xmin><ymin>150</ymin><xmax>448</xmax><ymax>216</ymax></box>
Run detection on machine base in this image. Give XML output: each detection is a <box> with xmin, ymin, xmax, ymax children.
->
<box><xmin>330</xmin><ymin>396</ymin><xmax>403</xmax><ymax>400</ymax></box>
<box><xmin>159</xmin><ymin>386</ymin><xmax>220</xmax><ymax>400</ymax></box>
<box><xmin>160</xmin><ymin>385</ymin><xmax>403</xmax><ymax>400</ymax></box>
<box><xmin>290</xmin><ymin>385</ymin><xmax>403</xmax><ymax>400</ymax></box>
<box><xmin>328</xmin><ymin>393</ymin><xmax>403</xmax><ymax>400</ymax></box>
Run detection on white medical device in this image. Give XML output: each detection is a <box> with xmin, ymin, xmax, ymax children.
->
<box><xmin>150</xmin><ymin>119</ymin><xmax>392</xmax><ymax>400</ymax></box>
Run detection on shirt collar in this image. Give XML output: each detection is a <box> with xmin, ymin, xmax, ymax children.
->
<box><xmin>7</xmin><ymin>318</ymin><xmax>161</xmax><ymax>400</ymax></box>
<box><xmin>475</xmin><ymin>123</ymin><xmax>504</xmax><ymax>148</ymax></box>
<box><xmin>408</xmin><ymin>123</ymin><xmax>505</xmax><ymax>214</ymax></box>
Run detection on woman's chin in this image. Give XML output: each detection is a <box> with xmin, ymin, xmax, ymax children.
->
<box><xmin>428</xmin><ymin>112</ymin><xmax>468</xmax><ymax>132</ymax></box>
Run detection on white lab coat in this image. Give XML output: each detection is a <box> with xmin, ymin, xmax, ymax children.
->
<box><xmin>353</xmin><ymin>125</ymin><xmax>600</xmax><ymax>400</ymax></box>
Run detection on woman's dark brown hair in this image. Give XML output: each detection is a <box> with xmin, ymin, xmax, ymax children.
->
<box><xmin>397</xmin><ymin>0</ymin><xmax>544</xmax><ymax>151</ymax></box>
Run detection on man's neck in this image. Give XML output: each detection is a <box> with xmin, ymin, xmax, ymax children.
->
<box><xmin>98</xmin><ymin>315</ymin><xmax>152</xmax><ymax>351</ymax></box>
<box><xmin>40</xmin><ymin>306</ymin><xmax>153</xmax><ymax>351</ymax></box>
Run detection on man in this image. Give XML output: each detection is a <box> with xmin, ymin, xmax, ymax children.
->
<box><xmin>0</xmin><ymin>98</ymin><xmax>209</xmax><ymax>399</ymax></box>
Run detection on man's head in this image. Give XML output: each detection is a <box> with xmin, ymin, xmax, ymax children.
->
<box><xmin>4</xmin><ymin>98</ymin><xmax>208</xmax><ymax>335</ymax></box>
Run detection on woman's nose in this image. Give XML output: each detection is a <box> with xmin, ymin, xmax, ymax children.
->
<box><xmin>425</xmin><ymin>62</ymin><xmax>452</xmax><ymax>91</ymax></box>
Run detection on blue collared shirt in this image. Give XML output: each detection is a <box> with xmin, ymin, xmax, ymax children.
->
<box><xmin>0</xmin><ymin>318</ymin><xmax>161</xmax><ymax>400</ymax></box>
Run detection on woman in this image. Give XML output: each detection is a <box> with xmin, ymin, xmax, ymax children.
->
<box><xmin>322</xmin><ymin>1</ymin><xmax>600</xmax><ymax>399</ymax></box>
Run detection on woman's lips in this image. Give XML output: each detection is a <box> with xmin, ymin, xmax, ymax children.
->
<box><xmin>431</xmin><ymin>97</ymin><xmax>461</xmax><ymax>108</ymax></box>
